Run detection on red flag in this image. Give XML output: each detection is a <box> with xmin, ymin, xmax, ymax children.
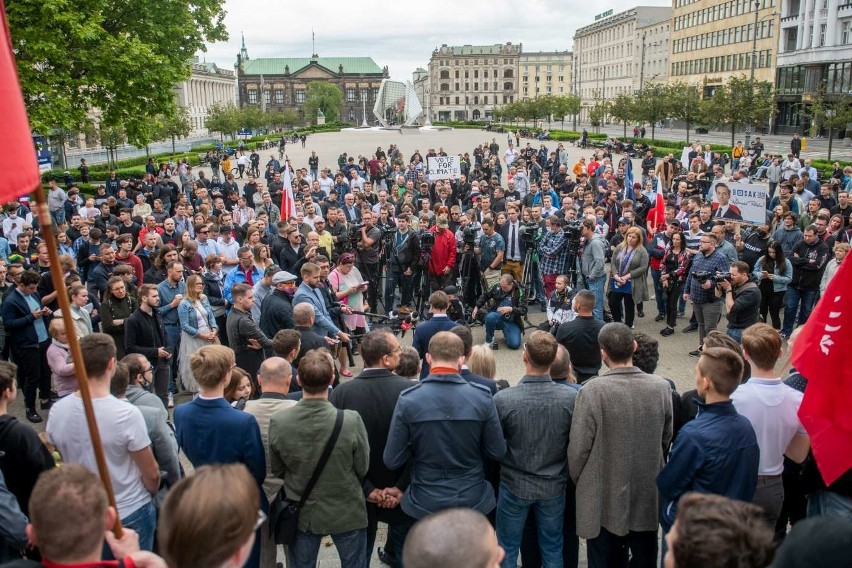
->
<box><xmin>0</xmin><ymin>3</ymin><xmax>41</xmax><ymax>202</ymax></box>
<box><xmin>792</xmin><ymin>257</ymin><xmax>852</xmax><ymax>485</ymax></box>
<box><xmin>646</xmin><ymin>177</ymin><xmax>666</xmax><ymax>238</ymax></box>
<box><xmin>280</xmin><ymin>164</ymin><xmax>296</xmax><ymax>222</ymax></box>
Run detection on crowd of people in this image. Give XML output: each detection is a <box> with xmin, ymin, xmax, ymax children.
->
<box><xmin>0</xmin><ymin>134</ymin><xmax>850</xmax><ymax>568</ymax></box>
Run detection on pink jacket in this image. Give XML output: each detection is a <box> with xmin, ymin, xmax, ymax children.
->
<box><xmin>47</xmin><ymin>341</ymin><xmax>77</xmax><ymax>397</ymax></box>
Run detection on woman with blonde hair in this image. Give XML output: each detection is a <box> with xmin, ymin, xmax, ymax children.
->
<box><xmin>608</xmin><ymin>226</ymin><xmax>650</xmax><ymax>328</ymax></box>
<box><xmin>46</xmin><ymin>318</ymin><xmax>77</xmax><ymax>397</ymax></box>
<box><xmin>177</xmin><ymin>274</ymin><xmax>219</xmax><ymax>393</ymax></box>
<box><xmin>468</xmin><ymin>344</ymin><xmax>496</xmax><ymax>380</ymax></box>
<box><xmin>159</xmin><ymin>464</ymin><xmax>260</xmax><ymax>568</ymax></box>
<box><xmin>55</xmin><ymin>285</ymin><xmax>94</xmax><ymax>339</ymax></box>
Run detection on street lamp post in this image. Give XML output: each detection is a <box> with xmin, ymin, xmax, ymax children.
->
<box><xmin>640</xmin><ymin>32</ymin><xmax>647</xmax><ymax>92</ymax></box>
<box><xmin>745</xmin><ymin>0</ymin><xmax>761</xmax><ymax>148</ymax></box>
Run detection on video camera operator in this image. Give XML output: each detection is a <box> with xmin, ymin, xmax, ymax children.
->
<box><xmin>384</xmin><ymin>214</ymin><xmax>421</xmax><ymax>310</ymax></box>
<box><xmin>353</xmin><ymin>210</ymin><xmax>382</xmax><ymax>312</ymax></box>
<box><xmin>714</xmin><ymin>261</ymin><xmax>761</xmax><ymax>344</ymax></box>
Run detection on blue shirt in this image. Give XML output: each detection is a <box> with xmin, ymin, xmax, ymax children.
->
<box><xmin>23</xmin><ymin>293</ymin><xmax>48</xmax><ymax>342</ymax></box>
<box><xmin>656</xmin><ymin>399</ymin><xmax>759</xmax><ymax>532</ymax></box>
<box><xmin>157</xmin><ymin>279</ymin><xmax>186</xmax><ymax>326</ymax></box>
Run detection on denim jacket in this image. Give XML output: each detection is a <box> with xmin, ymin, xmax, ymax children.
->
<box><xmin>178</xmin><ymin>297</ymin><xmax>217</xmax><ymax>337</ymax></box>
<box><xmin>752</xmin><ymin>257</ymin><xmax>793</xmax><ymax>293</ymax></box>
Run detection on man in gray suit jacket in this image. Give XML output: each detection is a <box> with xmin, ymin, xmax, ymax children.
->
<box><xmin>568</xmin><ymin>323</ymin><xmax>673</xmax><ymax>568</ymax></box>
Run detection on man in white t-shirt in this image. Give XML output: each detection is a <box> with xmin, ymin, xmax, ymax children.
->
<box><xmin>317</xmin><ymin>170</ymin><xmax>335</xmax><ymax>196</ymax></box>
<box><xmin>732</xmin><ymin>323</ymin><xmax>810</xmax><ymax>529</ymax></box>
<box><xmin>46</xmin><ymin>333</ymin><xmax>160</xmax><ymax>551</ymax></box>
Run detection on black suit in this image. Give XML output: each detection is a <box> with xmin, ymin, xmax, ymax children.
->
<box><xmin>499</xmin><ymin>221</ymin><xmax>528</xmax><ymax>262</ymax></box>
<box><xmin>278</xmin><ymin>244</ymin><xmax>307</xmax><ymax>277</ymax></box>
<box><xmin>555</xmin><ymin>315</ymin><xmax>606</xmax><ymax>382</ymax></box>
<box><xmin>342</xmin><ymin>206</ymin><xmax>361</xmax><ymax>224</ymax></box>
<box><xmin>293</xmin><ymin>325</ymin><xmax>328</xmax><ymax>370</ymax></box>
<box><xmin>330</xmin><ymin>367</ymin><xmax>414</xmax><ymax>554</ymax></box>
<box><xmin>460</xmin><ymin>368</ymin><xmax>497</xmax><ymax>395</ymax></box>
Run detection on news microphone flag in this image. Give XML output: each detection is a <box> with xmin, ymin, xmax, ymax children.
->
<box><xmin>791</xmin><ymin>257</ymin><xmax>852</xmax><ymax>486</ymax></box>
<box><xmin>280</xmin><ymin>163</ymin><xmax>296</xmax><ymax>222</ymax></box>
<box><xmin>0</xmin><ymin>2</ymin><xmax>41</xmax><ymax>201</ymax></box>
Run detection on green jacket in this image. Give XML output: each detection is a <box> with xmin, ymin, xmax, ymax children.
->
<box><xmin>269</xmin><ymin>398</ymin><xmax>370</xmax><ymax>534</ymax></box>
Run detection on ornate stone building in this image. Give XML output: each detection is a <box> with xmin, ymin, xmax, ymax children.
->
<box><xmin>427</xmin><ymin>42</ymin><xmax>522</xmax><ymax>122</ymax></box>
<box><xmin>235</xmin><ymin>38</ymin><xmax>388</xmax><ymax>124</ymax></box>
<box><xmin>173</xmin><ymin>57</ymin><xmax>236</xmax><ymax>137</ymax></box>
<box><xmin>519</xmin><ymin>51</ymin><xmax>574</xmax><ymax>99</ymax></box>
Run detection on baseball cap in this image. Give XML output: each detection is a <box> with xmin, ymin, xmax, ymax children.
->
<box><xmin>443</xmin><ymin>285</ymin><xmax>459</xmax><ymax>296</ymax></box>
<box><xmin>437</xmin><ymin>215</ymin><xmax>449</xmax><ymax>228</ymax></box>
<box><xmin>618</xmin><ymin>217</ymin><xmax>630</xmax><ymax>225</ymax></box>
<box><xmin>272</xmin><ymin>271</ymin><xmax>297</xmax><ymax>284</ymax></box>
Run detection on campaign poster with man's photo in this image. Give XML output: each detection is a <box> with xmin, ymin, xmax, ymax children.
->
<box><xmin>710</xmin><ymin>182</ymin><xmax>767</xmax><ymax>225</ymax></box>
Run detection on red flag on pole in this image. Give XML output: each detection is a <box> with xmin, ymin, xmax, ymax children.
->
<box><xmin>791</xmin><ymin>257</ymin><xmax>852</xmax><ymax>485</ymax></box>
<box><xmin>0</xmin><ymin>1</ymin><xmax>40</xmax><ymax>201</ymax></box>
<box><xmin>280</xmin><ymin>163</ymin><xmax>296</xmax><ymax>222</ymax></box>
<box><xmin>646</xmin><ymin>177</ymin><xmax>666</xmax><ymax>238</ymax></box>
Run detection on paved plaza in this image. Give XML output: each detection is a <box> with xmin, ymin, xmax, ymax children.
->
<box><xmin>10</xmin><ymin>127</ymin><xmax>801</xmax><ymax>567</ymax></box>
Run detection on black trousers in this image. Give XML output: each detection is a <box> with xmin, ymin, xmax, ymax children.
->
<box><xmin>609</xmin><ymin>291</ymin><xmax>636</xmax><ymax>327</ymax></box>
<box><xmin>356</xmin><ymin>260</ymin><xmax>380</xmax><ymax>313</ymax></box>
<box><xmin>12</xmin><ymin>341</ymin><xmax>51</xmax><ymax>409</ymax></box>
<box><xmin>665</xmin><ymin>282</ymin><xmax>685</xmax><ymax>328</ymax></box>
<box><xmin>760</xmin><ymin>289</ymin><xmax>786</xmax><ymax>329</ymax></box>
<box><xmin>587</xmin><ymin>527</ymin><xmax>657</xmax><ymax>568</ymax></box>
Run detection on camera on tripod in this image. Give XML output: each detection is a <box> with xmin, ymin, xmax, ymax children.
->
<box><xmin>563</xmin><ymin>219</ymin><xmax>583</xmax><ymax>241</ymax></box>
<box><xmin>518</xmin><ymin>221</ymin><xmax>540</xmax><ymax>244</ymax></box>
<box><xmin>419</xmin><ymin>231</ymin><xmax>435</xmax><ymax>252</ymax></box>
<box><xmin>462</xmin><ymin>222</ymin><xmax>481</xmax><ymax>246</ymax></box>
<box><xmin>348</xmin><ymin>221</ymin><xmax>364</xmax><ymax>247</ymax></box>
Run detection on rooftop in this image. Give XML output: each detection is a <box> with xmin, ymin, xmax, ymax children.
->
<box><xmin>241</xmin><ymin>56</ymin><xmax>384</xmax><ymax>76</ymax></box>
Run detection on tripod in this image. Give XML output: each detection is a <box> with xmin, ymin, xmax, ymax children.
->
<box><xmin>563</xmin><ymin>236</ymin><xmax>584</xmax><ymax>291</ymax></box>
<box><xmin>459</xmin><ymin>244</ymin><xmax>480</xmax><ymax>314</ymax></box>
<box><xmin>519</xmin><ymin>241</ymin><xmax>539</xmax><ymax>330</ymax></box>
<box><xmin>412</xmin><ymin>246</ymin><xmax>432</xmax><ymax>320</ymax></box>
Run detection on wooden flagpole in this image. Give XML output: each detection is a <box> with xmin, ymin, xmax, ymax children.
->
<box><xmin>32</xmin><ymin>189</ymin><xmax>123</xmax><ymax>537</ymax></box>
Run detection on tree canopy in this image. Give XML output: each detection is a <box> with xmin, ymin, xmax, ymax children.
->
<box><xmin>303</xmin><ymin>82</ymin><xmax>344</xmax><ymax>124</ymax></box>
<box><xmin>7</xmin><ymin>0</ymin><xmax>228</xmax><ymax>136</ymax></box>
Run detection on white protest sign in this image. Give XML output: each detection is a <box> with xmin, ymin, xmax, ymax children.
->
<box><xmin>711</xmin><ymin>182</ymin><xmax>768</xmax><ymax>225</ymax></box>
<box><xmin>427</xmin><ymin>155</ymin><xmax>460</xmax><ymax>180</ymax></box>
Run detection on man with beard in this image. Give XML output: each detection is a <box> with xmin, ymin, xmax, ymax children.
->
<box><xmin>736</xmin><ymin>225</ymin><xmax>771</xmax><ymax>272</ymax></box>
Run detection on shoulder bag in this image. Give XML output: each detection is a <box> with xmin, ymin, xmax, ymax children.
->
<box><xmin>268</xmin><ymin>409</ymin><xmax>344</xmax><ymax>545</ymax></box>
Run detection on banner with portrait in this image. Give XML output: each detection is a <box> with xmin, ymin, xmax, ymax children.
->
<box><xmin>710</xmin><ymin>182</ymin><xmax>767</xmax><ymax>225</ymax></box>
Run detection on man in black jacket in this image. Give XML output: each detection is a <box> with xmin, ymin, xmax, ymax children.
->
<box><xmin>384</xmin><ymin>214</ymin><xmax>422</xmax><ymax>310</ymax></box>
<box><xmin>277</xmin><ymin>225</ymin><xmax>313</xmax><ymax>280</ymax></box>
<box><xmin>781</xmin><ymin>225</ymin><xmax>829</xmax><ymax>338</ymax></box>
<box><xmin>259</xmin><ymin>271</ymin><xmax>296</xmax><ymax>339</ymax></box>
<box><xmin>124</xmin><ymin>284</ymin><xmax>171</xmax><ymax>407</ymax></box>
<box><xmin>330</xmin><ymin>329</ymin><xmax>414</xmax><ymax>566</ymax></box>
<box><xmin>716</xmin><ymin>261</ymin><xmax>761</xmax><ymax>344</ymax></box>
<box><xmin>472</xmin><ymin>273</ymin><xmax>527</xmax><ymax>350</ymax></box>
<box><xmin>555</xmin><ymin>290</ymin><xmax>606</xmax><ymax>383</ymax></box>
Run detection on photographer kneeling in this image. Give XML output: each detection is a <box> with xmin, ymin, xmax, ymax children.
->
<box><xmin>472</xmin><ymin>273</ymin><xmax>526</xmax><ymax>350</ymax></box>
<box><xmin>715</xmin><ymin>261</ymin><xmax>761</xmax><ymax>345</ymax></box>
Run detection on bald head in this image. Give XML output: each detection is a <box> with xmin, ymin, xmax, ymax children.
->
<box><xmin>402</xmin><ymin>508</ymin><xmax>504</xmax><ymax>568</ymax></box>
<box><xmin>293</xmin><ymin>303</ymin><xmax>315</xmax><ymax>327</ymax></box>
<box><xmin>257</xmin><ymin>357</ymin><xmax>291</xmax><ymax>394</ymax></box>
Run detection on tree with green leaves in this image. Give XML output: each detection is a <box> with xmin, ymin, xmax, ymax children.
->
<box><xmin>562</xmin><ymin>94</ymin><xmax>582</xmax><ymax>131</ymax></box>
<box><xmin>303</xmin><ymin>82</ymin><xmax>344</xmax><ymax>124</ymax></box>
<box><xmin>158</xmin><ymin>107</ymin><xmax>192</xmax><ymax>156</ymax></box>
<box><xmin>706</xmin><ymin>75</ymin><xmax>775</xmax><ymax>146</ymax></box>
<box><xmin>809</xmin><ymin>92</ymin><xmax>852</xmax><ymax>161</ymax></box>
<box><xmin>7</xmin><ymin>0</ymin><xmax>227</xmax><ymax>138</ymax></box>
<box><xmin>608</xmin><ymin>93</ymin><xmax>638</xmax><ymax>139</ymax></box>
<box><xmin>634</xmin><ymin>83</ymin><xmax>668</xmax><ymax>141</ymax></box>
<box><xmin>99</xmin><ymin>125</ymin><xmax>126</xmax><ymax>168</ymax></box>
<box><xmin>205</xmin><ymin>104</ymin><xmax>242</xmax><ymax>141</ymax></box>
<box><xmin>587</xmin><ymin>91</ymin><xmax>608</xmax><ymax>132</ymax></box>
<box><xmin>240</xmin><ymin>107</ymin><xmax>266</xmax><ymax>132</ymax></box>
<box><xmin>666</xmin><ymin>82</ymin><xmax>706</xmax><ymax>144</ymax></box>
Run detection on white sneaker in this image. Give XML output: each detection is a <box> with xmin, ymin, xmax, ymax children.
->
<box><xmin>167</xmin><ymin>393</ymin><xmax>174</xmax><ymax>408</ymax></box>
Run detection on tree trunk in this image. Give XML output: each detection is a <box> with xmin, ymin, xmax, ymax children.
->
<box><xmin>828</xmin><ymin>127</ymin><xmax>834</xmax><ymax>161</ymax></box>
<box><xmin>573</xmin><ymin>114</ymin><xmax>577</xmax><ymax>132</ymax></box>
<box><xmin>685</xmin><ymin>123</ymin><xmax>691</xmax><ymax>145</ymax></box>
<box><xmin>731</xmin><ymin>125</ymin><xmax>735</xmax><ymax>147</ymax></box>
<box><xmin>171</xmin><ymin>136</ymin><xmax>176</xmax><ymax>156</ymax></box>
<box><xmin>623</xmin><ymin>122</ymin><xmax>627</xmax><ymax>139</ymax></box>
<box><xmin>651</xmin><ymin>124</ymin><xmax>656</xmax><ymax>141</ymax></box>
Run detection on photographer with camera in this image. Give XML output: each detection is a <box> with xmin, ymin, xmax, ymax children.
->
<box><xmin>354</xmin><ymin>210</ymin><xmax>383</xmax><ymax>312</ymax></box>
<box><xmin>384</xmin><ymin>214</ymin><xmax>421</xmax><ymax>311</ymax></box>
<box><xmin>714</xmin><ymin>261</ymin><xmax>761</xmax><ymax>344</ymax></box>
<box><xmin>473</xmin><ymin>273</ymin><xmax>526</xmax><ymax>350</ymax></box>
<box><xmin>683</xmin><ymin>234</ymin><xmax>731</xmax><ymax>357</ymax></box>
<box><xmin>476</xmin><ymin>219</ymin><xmax>505</xmax><ymax>292</ymax></box>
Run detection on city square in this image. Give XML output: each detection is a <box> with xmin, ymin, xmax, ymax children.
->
<box><xmin>1</xmin><ymin>1</ymin><xmax>851</xmax><ymax>568</ymax></box>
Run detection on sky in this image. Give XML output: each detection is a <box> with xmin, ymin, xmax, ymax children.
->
<box><xmin>202</xmin><ymin>0</ymin><xmax>670</xmax><ymax>81</ymax></box>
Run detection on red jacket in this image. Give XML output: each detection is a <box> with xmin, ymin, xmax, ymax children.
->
<box><xmin>428</xmin><ymin>227</ymin><xmax>456</xmax><ymax>275</ymax></box>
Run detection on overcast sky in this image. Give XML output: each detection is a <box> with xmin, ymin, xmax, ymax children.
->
<box><xmin>202</xmin><ymin>0</ymin><xmax>670</xmax><ymax>81</ymax></box>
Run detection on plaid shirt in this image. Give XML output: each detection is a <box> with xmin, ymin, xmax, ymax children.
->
<box><xmin>538</xmin><ymin>229</ymin><xmax>568</xmax><ymax>276</ymax></box>
<box><xmin>685</xmin><ymin>249</ymin><xmax>730</xmax><ymax>303</ymax></box>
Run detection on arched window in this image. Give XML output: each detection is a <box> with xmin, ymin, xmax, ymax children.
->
<box><xmin>504</xmin><ymin>82</ymin><xmax>513</xmax><ymax>90</ymax></box>
<box><xmin>472</xmin><ymin>109</ymin><xmax>481</xmax><ymax>120</ymax></box>
<box><xmin>503</xmin><ymin>68</ymin><xmax>514</xmax><ymax>78</ymax></box>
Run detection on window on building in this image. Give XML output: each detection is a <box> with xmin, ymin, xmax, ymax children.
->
<box><xmin>464</xmin><ymin>70</ymin><xmax>469</xmax><ymax>78</ymax></box>
<box><xmin>263</xmin><ymin>90</ymin><xmax>270</xmax><ymax>105</ymax></box>
<box><xmin>440</xmin><ymin>70</ymin><xmax>450</xmax><ymax>79</ymax></box>
<box><xmin>274</xmin><ymin>89</ymin><xmax>284</xmax><ymax>104</ymax></box>
<box><xmin>819</xmin><ymin>24</ymin><xmax>826</xmax><ymax>46</ymax></box>
<box><xmin>843</xmin><ymin>21</ymin><xmax>851</xmax><ymax>45</ymax></box>
<box><xmin>247</xmin><ymin>90</ymin><xmax>258</xmax><ymax>104</ymax></box>
<box><xmin>346</xmin><ymin>88</ymin><xmax>355</xmax><ymax>102</ymax></box>
<box><xmin>295</xmin><ymin>91</ymin><xmax>305</xmax><ymax>104</ymax></box>
<box><xmin>503</xmin><ymin>68</ymin><xmax>514</xmax><ymax>78</ymax></box>
<box><xmin>504</xmin><ymin>81</ymin><xmax>513</xmax><ymax>90</ymax></box>
<box><xmin>440</xmin><ymin>83</ymin><xmax>449</xmax><ymax>91</ymax></box>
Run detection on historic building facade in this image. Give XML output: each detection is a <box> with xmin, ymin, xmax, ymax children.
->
<box><xmin>235</xmin><ymin>39</ymin><xmax>388</xmax><ymax>124</ymax></box>
<box><xmin>774</xmin><ymin>0</ymin><xmax>852</xmax><ymax>134</ymax></box>
<box><xmin>519</xmin><ymin>51</ymin><xmax>574</xmax><ymax>99</ymax></box>
<box><xmin>173</xmin><ymin>57</ymin><xmax>236</xmax><ymax>137</ymax></box>
<box><xmin>427</xmin><ymin>43</ymin><xmax>522</xmax><ymax>122</ymax></box>
<box><xmin>573</xmin><ymin>6</ymin><xmax>671</xmax><ymax>121</ymax></box>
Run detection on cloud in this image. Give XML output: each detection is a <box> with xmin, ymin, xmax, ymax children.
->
<box><xmin>202</xmin><ymin>0</ymin><xmax>670</xmax><ymax>81</ymax></box>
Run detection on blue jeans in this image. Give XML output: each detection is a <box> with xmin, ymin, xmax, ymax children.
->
<box><xmin>497</xmin><ymin>483</ymin><xmax>565</xmax><ymax>568</ymax></box>
<box><xmin>50</xmin><ymin>209</ymin><xmax>65</xmax><ymax>227</ymax></box>
<box><xmin>808</xmin><ymin>489</ymin><xmax>852</xmax><ymax>520</ymax></box>
<box><xmin>651</xmin><ymin>269</ymin><xmax>666</xmax><ymax>316</ymax></box>
<box><xmin>586</xmin><ymin>276</ymin><xmax>606</xmax><ymax>321</ymax></box>
<box><xmin>289</xmin><ymin>528</ymin><xmax>366</xmax><ymax>568</ymax></box>
<box><xmin>781</xmin><ymin>285</ymin><xmax>818</xmax><ymax>336</ymax></box>
<box><xmin>310</xmin><ymin>168</ymin><xmax>318</xmax><ymax>180</ymax></box>
<box><xmin>484</xmin><ymin>311</ymin><xmax>522</xmax><ymax>349</ymax></box>
<box><xmin>726</xmin><ymin>326</ymin><xmax>745</xmax><ymax>344</ymax></box>
<box><xmin>121</xmin><ymin>500</ymin><xmax>157</xmax><ymax>552</ymax></box>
